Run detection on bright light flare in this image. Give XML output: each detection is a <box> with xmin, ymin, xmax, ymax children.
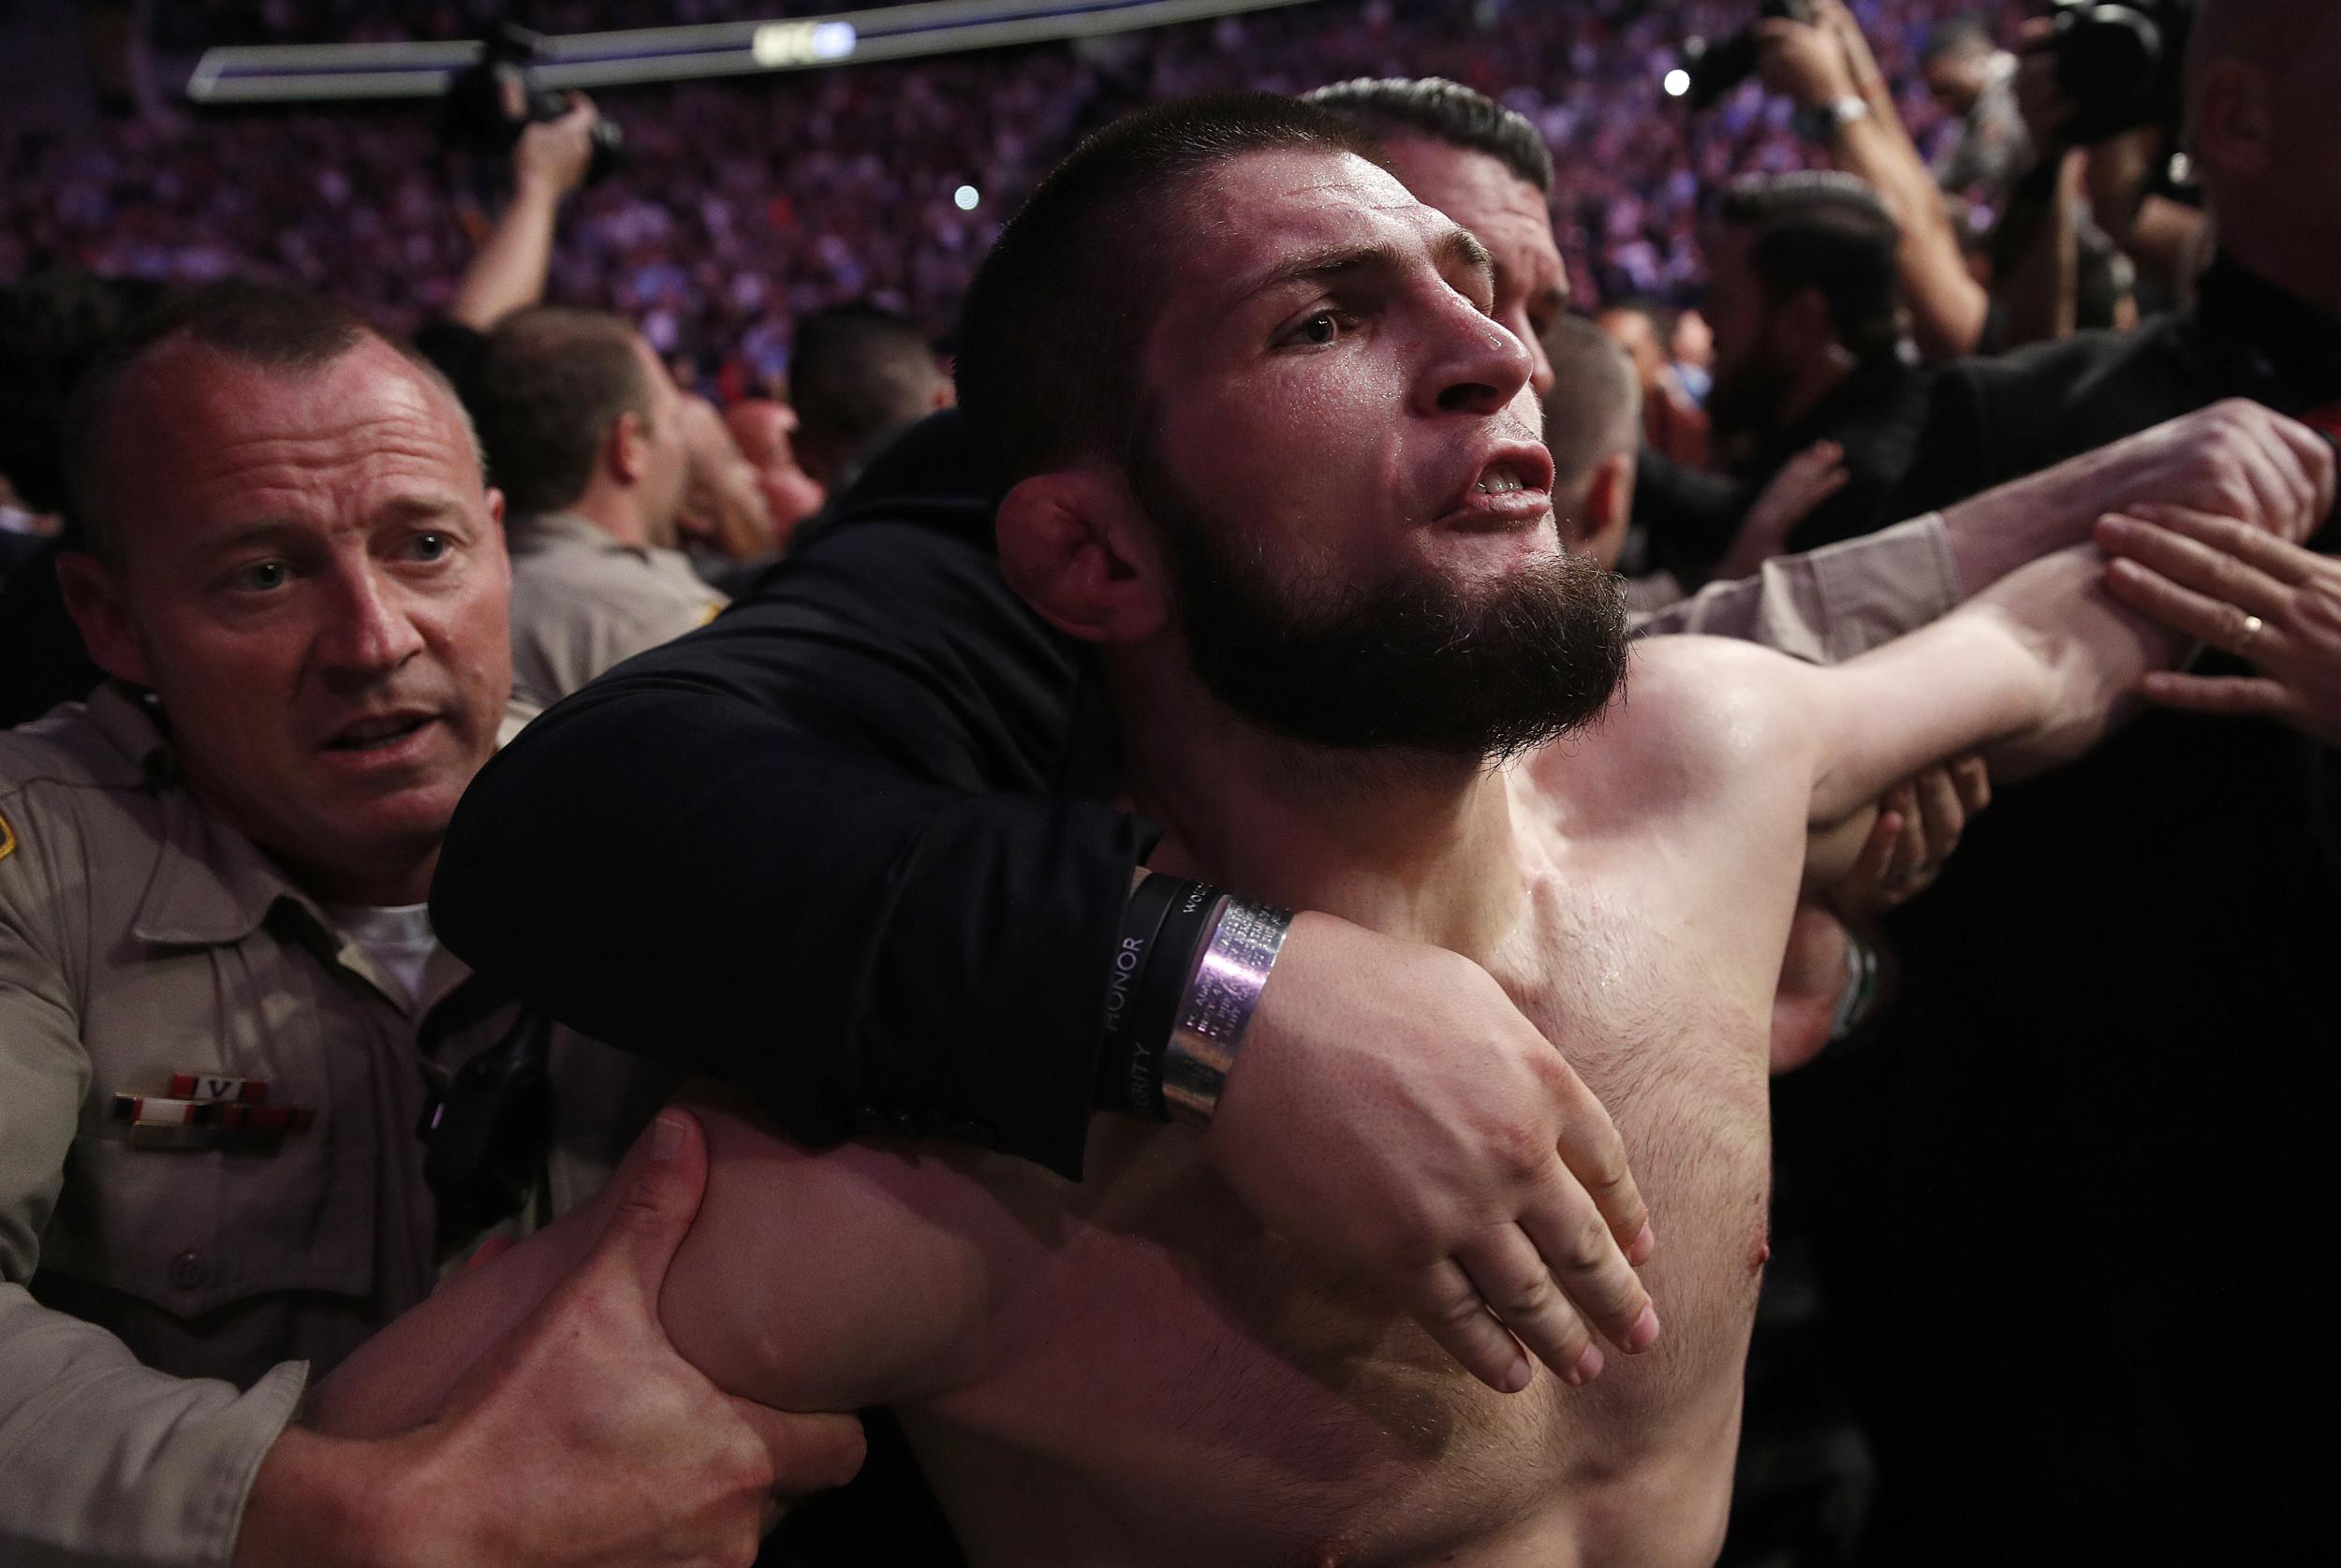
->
<box><xmin>953</xmin><ymin>184</ymin><xmax>979</xmax><ymax>211</ymax></box>
<box><xmin>1663</xmin><ymin>67</ymin><xmax>1691</xmax><ymax>98</ymax></box>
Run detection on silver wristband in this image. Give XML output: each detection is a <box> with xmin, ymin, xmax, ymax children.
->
<box><xmin>1162</xmin><ymin>896</ymin><xmax>1292</xmax><ymax>1126</ymax></box>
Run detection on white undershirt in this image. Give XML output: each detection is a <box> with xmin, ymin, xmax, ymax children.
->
<box><xmin>324</xmin><ymin>901</ymin><xmax>439</xmax><ymax>1004</ymax></box>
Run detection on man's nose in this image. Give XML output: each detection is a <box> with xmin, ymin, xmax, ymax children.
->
<box><xmin>316</xmin><ymin>564</ymin><xmax>426</xmax><ymax>678</ymax></box>
<box><xmin>1419</xmin><ymin>294</ymin><xmax>1538</xmax><ymax>418</ymax></box>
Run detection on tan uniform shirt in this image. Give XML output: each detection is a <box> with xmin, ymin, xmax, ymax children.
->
<box><xmin>507</xmin><ymin>511</ymin><xmax>728</xmax><ymax>710</ymax></box>
<box><xmin>1631</xmin><ymin>512</ymin><xmax>1961</xmax><ymax>659</ymax></box>
<box><xmin>0</xmin><ymin>687</ymin><xmax>670</xmax><ymax>1567</ymax></box>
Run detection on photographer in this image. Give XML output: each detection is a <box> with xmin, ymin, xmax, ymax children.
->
<box><xmin>1782</xmin><ymin>3</ymin><xmax>2341</xmax><ymax>1558</ymax></box>
<box><xmin>413</xmin><ymin>93</ymin><xmax>605</xmax><ymax>407</ymax></box>
<box><xmin>1753</xmin><ymin>0</ymin><xmax>1994</xmax><ymax>361</ymax></box>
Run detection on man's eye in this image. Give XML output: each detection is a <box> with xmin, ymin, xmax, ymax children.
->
<box><xmin>231</xmin><ymin>561</ymin><xmax>289</xmax><ymax>592</ymax></box>
<box><xmin>1288</xmin><ymin>312</ymin><xmax>1347</xmax><ymax>346</ymax></box>
<box><xmin>407</xmin><ymin>532</ymin><xmax>452</xmax><ymax>562</ymax></box>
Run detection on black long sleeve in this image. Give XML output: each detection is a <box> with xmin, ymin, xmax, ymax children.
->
<box><xmin>432</xmin><ymin>412</ymin><xmax>1145</xmax><ymax>1177</ymax></box>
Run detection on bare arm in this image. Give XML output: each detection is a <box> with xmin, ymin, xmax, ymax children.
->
<box><xmin>287</xmin><ymin>1113</ymin><xmax>864</xmax><ymax>1568</ymax></box>
<box><xmin>1799</xmin><ymin>541</ymin><xmax>2182</xmax><ymax>838</ymax></box>
<box><xmin>1759</xmin><ymin>12</ymin><xmax>1990</xmax><ymax>361</ymax></box>
<box><xmin>447</xmin><ymin>97</ymin><xmax>598</xmax><ymax>331</ymax></box>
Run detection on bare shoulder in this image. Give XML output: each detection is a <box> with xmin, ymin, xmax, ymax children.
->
<box><xmin>1524</xmin><ymin>637</ymin><xmax>1814</xmax><ymax>828</ymax></box>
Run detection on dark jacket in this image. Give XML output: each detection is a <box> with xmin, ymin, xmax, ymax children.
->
<box><xmin>432</xmin><ymin>409</ymin><xmax>1144</xmax><ymax>1179</ymax></box>
<box><xmin>1777</xmin><ymin>256</ymin><xmax>2341</xmax><ymax>1564</ymax></box>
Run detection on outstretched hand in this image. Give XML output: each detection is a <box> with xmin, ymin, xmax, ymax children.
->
<box><xmin>2099</xmin><ymin>507</ymin><xmax>2341</xmax><ymax>745</ymax></box>
<box><xmin>1202</xmin><ymin>913</ymin><xmax>1659</xmax><ymax>1397</ymax></box>
<box><xmin>259</xmin><ymin>1111</ymin><xmax>865</xmax><ymax>1568</ymax></box>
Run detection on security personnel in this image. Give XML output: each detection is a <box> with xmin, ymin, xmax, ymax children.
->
<box><xmin>0</xmin><ymin>283</ymin><xmax>858</xmax><ymax>1567</ymax></box>
<box><xmin>1780</xmin><ymin>4</ymin><xmax>2341</xmax><ymax>1559</ymax></box>
<box><xmin>470</xmin><ymin>305</ymin><xmax>728</xmax><ymax>711</ymax></box>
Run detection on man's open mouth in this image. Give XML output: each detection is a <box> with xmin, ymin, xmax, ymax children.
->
<box><xmin>324</xmin><ymin>714</ymin><xmax>434</xmax><ymax>752</ymax></box>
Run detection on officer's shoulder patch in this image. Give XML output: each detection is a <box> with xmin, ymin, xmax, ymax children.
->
<box><xmin>0</xmin><ymin>806</ymin><xmax>14</xmax><ymax>864</ymax></box>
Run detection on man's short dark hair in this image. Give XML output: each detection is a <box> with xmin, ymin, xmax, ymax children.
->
<box><xmin>60</xmin><ymin>281</ymin><xmax>472</xmax><ymax>565</ymax></box>
<box><xmin>1543</xmin><ymin>316</ymin><xmax>1642</xmax><ymax>499</ymax></box>
<box><xmin>1715</xmin><ymin>173</ymin><xmax>1905</xmax><ymax>363</ymax></box>
<box><xmin>2</xmin><ymin>273</ymin><xmax>175</xmax><ymax>519</ymax></box>
<box><xmin>788</xmin><ymin>303</ymin><xmax>945</xmax><ymax>481</ymax></box>
<box><xmin>476</xmin><ymin>305</ymin><xmax>657</xmax><ymax>519</ymax></box>
<box><xmin>1303</xmin><ymin>77</ymin><xmax>1554</xmax><ymax>195</ymax></box>
<box><xmin>956</xmin><ymin>94</ymin><xmax>1388</xmax><ymax>487</ymax></box>
<box><xmin>1922</xmin><ymin>17</ymin><xmax>1995</xmax><ymax>64</ymax></box>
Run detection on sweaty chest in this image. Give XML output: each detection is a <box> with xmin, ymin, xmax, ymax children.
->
<box><xmin>919</xmin><ymin>884</ymin><xmax>1780</xmax><ymax>1565</ymax></box>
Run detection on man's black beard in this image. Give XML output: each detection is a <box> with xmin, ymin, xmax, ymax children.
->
<box><xmin>1139</xmin><ymin>461</ymin><xmax>1629</xmax><ymax>763</ymax></box>
<box><xmin>1703</xmin><ymin>344</ymin><xmax>1794</xmax><ymax>443</ymax></box>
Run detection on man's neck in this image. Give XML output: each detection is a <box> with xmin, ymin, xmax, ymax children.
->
<box><xmin>1120</xmin><ymin>677</ymin><xmax>1529</xmax><ymax>965</ymax></box>
<box><xmin>2215</xmin><ymin>233</ymin><xmax>2341</xmax><ymax>335</ymax></box>
<box><xmin>568</xmin><ymin>490</ymin><xmax>653</xmax><ymax>551</ymax></box>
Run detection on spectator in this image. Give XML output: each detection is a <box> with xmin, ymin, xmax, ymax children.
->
<box><xmin>723</xmin><ymin>396</ymin><xmax>827</xmax><ymax>549</ymax></box>
<box><xmin>673</xmin><ymin>391</ymin><xmax>779</xmax><ymax>576</ymax></box>
<box><xmin>1639</xmin><ymin>172</ymin><xmax>1930</xmax><ymax>577</ymax></box>
<box><xmin>1783</xmin><ymin>0</ymin><xmax>2341</xmax><ymax>1554</ymax></box>
<box><xmin>0</xmin><ymin>281</ymin><xmax>860</xmax><ymax>1567</ymax></box>
<box><xmin>1921</xmin><ymin>15</ymin><xmax>2032</xmax><ymax>206</ymax></box>
<box><xmin>474</xmin><ymin>305</ymin><xmax>724</xmax><ymax>709</ymax></box>
<box><xmin>1596</xmin><ymin>299</ymin><xmax>1710</xmax><ymax>468</ymax></box>
<box><xmin>786</xmin><ymin>302</ymin><xmax>955</xmax><ymax>492</ymax></box>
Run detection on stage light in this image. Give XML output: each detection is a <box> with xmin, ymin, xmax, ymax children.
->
<box><xmin>954</xmin><ymin>184</ymin><xmax>980</xmax><ymax>210</ymax></box>
<box><xmin>1663</xmin><ymin>67</ymin><xmax>1691</xmax><ymax>98</ymax></box>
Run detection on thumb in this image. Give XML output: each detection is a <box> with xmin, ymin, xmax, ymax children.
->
<box><xmin>586</xmin><ymin>1109</ymin><xmax>710</xmax><ymax>1304</ymax></box>
<box><xmin>732</xmin><ymin>1402</ymin><xmax>869</xmax><ymax>1498</ymax></box>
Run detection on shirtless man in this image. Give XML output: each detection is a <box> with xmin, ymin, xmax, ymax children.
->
<box><xmin>314</xmin><ymin>97</ymin><xmax>2267</xmax><ymax>1565</ymax></box>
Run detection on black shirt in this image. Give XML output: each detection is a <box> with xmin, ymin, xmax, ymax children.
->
<box><xmin>432</xmin><ymin>408</ymin><xmax>1143</xmax><ymax>1178</ymax></box>
<box><xmin>1777</xmin><ymin>256</ymin><xmax>2341</xmax><ymax>1563</ymax></box>
<box><xmin>1634</xmin><ymin>354</ymin><xmax>1932</xmax><ymax>584</ymax></box>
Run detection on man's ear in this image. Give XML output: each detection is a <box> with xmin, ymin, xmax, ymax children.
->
<box><xmin>995</xmin><ymin>469</ymin><xmax>1169</xmax><ymax>645</ymax></box>
<box><xmin>607</xmin><ymin>410</ymin><xmax>646</xmax><ymax>486</ymax></box>
<box><xmin>1580</xmin><ymin>449</ymin><xmax>1638</xmax><ymax>572</ymax></box>
<box><xmin>2190</xmin><ymin>61</ymin><xmax>2275</xmax><ymax>181</ymax></box>
<box><xmin>56</xmin><ymin>550</ymin><xmax>155</xmax><ymax>688</ymax></box>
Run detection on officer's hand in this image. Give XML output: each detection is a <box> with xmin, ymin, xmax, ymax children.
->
<box><xmin>513</xmin><ymin>93</ymin><xmax>601</xmax><ymax>199</ymax></box>
<box><xmin>2068</xmin><ymin>401</ymin><xmax>2334</xmax><ymax>548</ymax></box>
<box><xmin>383</xmin><ymin>1111</ymin><xmax>861</xmax><ymax>1565</ymax></box>
<box><xmin>1203</xmin><ymin>912</ymin><xmax>1658</xmax><ymax>1395</ymax></box>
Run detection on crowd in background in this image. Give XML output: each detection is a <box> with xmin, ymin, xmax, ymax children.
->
<box><xmin>7</xmin><ymin>1</ymin><xmax>2341</xmax><ymax>1565</ymax></box>
<box><xmin>12</xmin><ymin>0</ymin><xmax>2024</xmax><ymax>395</ymax></box>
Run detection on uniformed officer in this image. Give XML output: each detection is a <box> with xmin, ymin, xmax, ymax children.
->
<box><xmin>469</xmin><ymin>305</ymin><xmax>729</xmax><ymax>711</ymax></box>
<box><xmin>0</xmin><ymin>283</ymin><xmax>861</xmax><ymax>1567</ymax></box>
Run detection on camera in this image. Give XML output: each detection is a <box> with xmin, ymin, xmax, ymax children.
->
<box><xmin>437</xmin><ymin>21</ymin><xmax>626</xmax><ymax>185</ymax></box>
<box><xmin>2044</xmin><ymin>0</ymin><xmax>2197</xmax><ymax>144</ymax></box>
<box><xmin>1674</xmin><ymin>0</ymin><xmax>1818</xmax><ymax>113</ymax></box>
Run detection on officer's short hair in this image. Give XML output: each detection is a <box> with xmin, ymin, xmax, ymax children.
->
<box><xmin>788</xmin><ymin>303</ymin><xmax>946</xmax><ymax>480</ymax></box>
<box><xmin>1542</xmin><ymin>316</ymin><xmax>1642</xmax><ymax>502</ymax></box>
<box><xmin>475</xmin><ymin>306</ymin><xmax>659</xmax><ymax>519</ymax></box>
<box><xmin>1715</xmin><ymin>173</ymin><xmax>1905</xmax><ymax>364</ymax></box>
<box><xmin>61</xmin><ymin>281</ymin><xmax>477</xmax><ymax>566</ymax></box>
<box><xmin>956</xmin><ymin>94</ymin><xmax>1389</xmax><ymax>488</ymax></box>
<box><xmin>1303</xmin><ymin>77</ymin><xmax>1554</xmax><ymax>196</ymax></box>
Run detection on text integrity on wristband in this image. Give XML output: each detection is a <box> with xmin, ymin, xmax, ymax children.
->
<box><xmin>1096</xmin><ymin>875</ymin><xmax>1219</xmax><ymax>1120</ymax></box>
<box><xmin>1163</xmin><ymin>898</ymin><xmax>1293</xmax><ymax>1126</ymax></box>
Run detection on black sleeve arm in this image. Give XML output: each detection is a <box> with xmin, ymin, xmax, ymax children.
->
<box><xmin>1873</xmin><ymin>362</ymin><xmax>1996</xmax><ymax>523</ymax></box>
<box><xmin>433</xmin><ymin>507</ymin><xmax>1145</xmax><ymax>1179</ymax></box>
<box><xmin>1631</xmin><ymin>446</ymin><xmax>1748</xmax><ymax>587</ymax></box>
